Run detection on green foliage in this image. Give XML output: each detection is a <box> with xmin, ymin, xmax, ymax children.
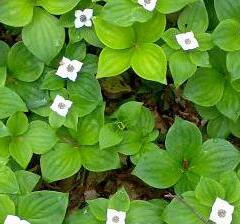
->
<box><xmin>134</xmin><ymin>118</ymin><xmax>240</xmax><ymax>193</ymax></box>
<box><xmin>163</xmin><ymin>172</ymin><xmax>240</xmax><ymax>223</ymax></box>
<box><xmin>1</xmin><ymin>0</ymin><xmax>240</xmax><ymax>221</ymax></box>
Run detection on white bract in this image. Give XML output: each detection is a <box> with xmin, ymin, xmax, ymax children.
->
<box><xmin>74</xmin><ymin>9</ymin><xmax>93</xmax><ymax>28</ymax></box>
<box><xmin>106</xmin><ymin>209</ymin><xmax>126</xmax><ymax>224</ymax></box>
<box><xmin>138</xmin><ymin>0</ymin><xmax>157</xmax><ymax>11</ymax></box>
<box><xmin>175</xmin><ymin>31</ymin><xmax>199</xmax><ymax>51</ymax></box>
<box><xmin>209</xmin><ymin>198</ymin><xmax>234</xmax><ymax>224</ymax></box>
<box><xmin>4</xmin><ymin>215</ymin><xmax>31</xmax><ymax>224</ymax></box>
<box><xmin>56</xmin><ymin>57</ymin><xmax>83</xmax><ymax>82</ymax></box>
<box><xmin>50</xmin><ymin>95</ymin><xmax>72</xmax><ymax>117</ymax></box>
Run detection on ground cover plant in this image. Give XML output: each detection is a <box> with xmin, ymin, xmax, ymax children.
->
<box><xmin>1</xmin><ymin>0</ymin><xmax>240</xmax><ymax>223</ymax></box>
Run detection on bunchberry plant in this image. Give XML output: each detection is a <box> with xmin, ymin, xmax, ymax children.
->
<box><xmin>0</xmin><ymin>164</ymin><xmax>68</xmax><ymax>223</ymax></box>
<box><xmin>134</xmin><ymin>118</ymin><xmax>240</xmax><ymax>193</ymax></box>
<box><xmin>99</xmin><ymin>101</ymin><xmax>159</xmax><ymax>164</ymax></box>
<box><xmin>65</xmin><ymin>188</ymin><xmax>167</xmax><ymax>224</ymax></box>
<box><xmin>163</xmin><ymin>171</ymin><xmax>240</xmax><ymax>224</ymax></box>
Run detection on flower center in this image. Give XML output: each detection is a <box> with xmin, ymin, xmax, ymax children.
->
<box><xmin>79</xmin><ymin>15</ymin><xmax>87</xmax><ymax>22</ymax></box>
<box><xmin>58</xmin><ymin>102</ymin><xmax>66</xmax><ymax>109</ymax></box>
<box><xmin>218</xmin><ymin>209</ymin><xmax>227</xmax><ymax>218</ymax></box>
<box><xmin>116</xmin><ymin>121</ymin><xmax>126</xmax><ymax>131</ymax></box>
<box><xmin>184</xmin><ymin>38</ymin><xmax>192</xmax><ymax>45</ymax></box>
<box><xmin>66</xmin><ymin>64</ymin><xmax>75</xmax><ymax>72</ymax></box>
<box><xmin>112</xmin><ymin>216</ymin><xmax>120</xmax><ymax>223</ymax></box>
<box><xmin>144</xmin><ymin>0</ymin><xmax>151</xmax><ymax>4</ymax></box>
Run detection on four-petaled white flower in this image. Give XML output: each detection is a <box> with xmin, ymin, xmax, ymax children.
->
<box><xmin>56</xmin><ymin>57</ymin><xmax>83</xmax><ymax>82</ymax></box>
<box><xmin>106</xmin><ymin>209</ymin><xmax>126</xmax><ymax>224</ymax></box>
<box><xmin>175</xmin><ymin>31</ymin><xmax>199</xmax><ymax>51</ymax></box>
<box><xmin>209</xmin><ymin>198</ymin><xmax>234</xmax><ymax>224</ymax></box>
<box><xmin>138</xmin><ymin>0</ymin><xmax>157</xmax><ymax>11</ymax></box>
<box><xmin>74</xmin><ymin>9</ymin><xmax>93</xmax><ymax>28</ymax></box>
<box><xmin>50</xmin><ymin>95</ymin><xmax>73</xmax><ymax>117</ymax></box>
<box><xmin>4</xmin><ymin>215</ymin><xmax>31</xmax><ymax>224</ymax></box>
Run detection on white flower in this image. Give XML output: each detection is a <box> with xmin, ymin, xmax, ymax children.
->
<box><xmin>74</xmin><ymin>9</ymin><xmax>93</xmax><ymax>28</ymax></box>
<box><xmin>209</xmin><ymin>198</ymin><xmax>234</xmax><ymax>224</ymax></box>
<box><xmin>175</xmin><ymin>31</ymin><xmax>199</xmax><ymax>51</ymax></box>
<box><xmin>4</xmin><ymin>215</ymin><xmax>31</xmax><ymax>224</ymax></box>
<box><xmin>56</xmin><ymin>57</ymin><xmax>83</xmax><ymax>82</ymax></box>
<box><xmin>50</xmin><ymin>95</ymin><xmax>72</xmax><ymax>117</ymax></box>
<box><xmin>138</xmin><ymin>0</ymin><xmax>157</xmax><ymax>11</ymax></box>
<box><xmin>106</xmin><ymin>209</ymin><xmax>126</xmax><ymax>224</ymax></box>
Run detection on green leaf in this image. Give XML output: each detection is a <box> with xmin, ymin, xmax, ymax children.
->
<box><xmin>134</xmin><ymin>12</ymin><xmax>166</xmax><ymax>43</ymax></box>
<box><xmin>41</xmin><ymin>70</ymin><xmax>65</xmax><ymax>90</ymax></box>
<box><xmin>15</xmin><ymin>170</ymin><xmax>40</xmax><ymax>194</ymax></box>
<box><xmin>135</xmin><ymin>107</ymin><xmax>155</xmax><ymax>136</ymax></box>
<box><xmin>65</xmin><ymin>208</ymin><xmax>101</xmax><ymax>224</ymax></box>
<box><xmin>9</xmin><ymin>80</ymin><xmax>50</xmax><ymax>110</ymax></box>
<box><xmin>189</xmin><ymin>51</ymin><xmax>210</xmax><ymax>67</ymax></box>
<box><xmin>93</xmin><ymin>17</ymin><xmax>135</xmax><ymax>49</ymax></box>
<box><xmin>41</xmin><ymin>143</ymin><xmax>82</xmax><ymax>182</ymax></box>
<box><xmin>165</xmin><ymin>118</ymin><xmax>202</xmax><ymax>161</ymax></box>
<box><xmin>22</xmin><ymin>8</ymin><xmax>65</xmax><ymax>63</ymax></box>
<box><xmin>193</xmin><ymin>139</ymin><xmax>240</xmax><ymax>177</ymax></box>
<box><xmin>184</xmin><ymin>68</ymin><xmax>224</xmax><ymax>106</ymax></box>
<box><xmin>195</xmin><ymin>105</ymin><xmax>220</xmax><ymax>120</ymax></box>
<box><xmin>127</xmin><ymin>200</ymin><xmax>164</xmax><ymax>224</ymax></box>
<box><xmin>133</xmin><ymin>150</ymin><xmax>182</xmax><ymax>189</ymax></box>
<box><xmin>116</xmin><ymin>130</ymin><xmax>142</xmax><ymax>156</ymax></box>
<box><xmin>131</xmin><ymin>43</ymin><xmax>167</xmax><ymax>84</ymax></box>
<box><xmin>82</xmin><ymin>27</ymin><xmax>105</xmax><ymax>48</ymax></box>
<box><xmin>162</xmin><ymin>28</ymin><xmax>181</xmax><ymax>50</ymax></box>
<box><xmin>216</xmin><ymin>83</ymin><xmax>240</xmax><ymax>121</ymax></box>
<box><xmin>97</xmin><ymin>48</ymin><xmax>133</xmax><ymax>78</ymax></box>
<box><xmin>195</xmin><ymin>177</ymin><xmax>225</xmax><ymax>206</ymax></box>
<box><xmin>177</xmin><ymin>1</ymin><xmax>209</xmax><ymax>33</ymax></box>
<box><xmin>156</xmin><ymin>0</ymin><xmax>197</xmax><ymax>14</ymax></box>
<box><xmin>99</xmin><ymin>123</ymin><xmax>124</xmax><ymax>149</ymax></box>
<box><xmin>219</xmin><ymin>171</ymin><xmax>240</xmax><ymax>203</ymax></box>
<box><xmin>8</xmin><ymin>42</ymin><xmax>44</xmax><ymax>82</ymax></box>
<box><xmin>213</xmin><ymin>19</ymin><xmax>240</xmax><ymax>52</ymax></box>
<box><xmin>0</xmin><ymin>121</ymin><xmax>10</xmax><ymax>138</ymax></box>
<box><xmin>0</xmin><ymin>66</ymin><xmax>7</xmax><ymax>87</ymax></box>
<box><xmin>0</xmin><ymin>87</ymin><xmax>27</xmax><ymax>119</ymax></box>
<box><xmin>88</xmin><ymin>198</ymin><xmax>108</xmax><ymax>221</ymax></box>
<box><xmin>81</xmin><ymin>145</ymin><xmax>120</xmax><ymax>172</ymax></box>
<box><xmin>23</xmin><ymin>120</ymin><xmax>57</xmax><ymax>154</ymax></box>
<box><xmin>49</xmin><ymin>111</ymin><xmax>66</xmax><ymax>129</ymax></box>
<box><xmin>0</xmin><ymin>41</ymin><xmax>10</xmax><ymax>66</ymax></box>
<box><xmin>9</xmin><ymin>137</ymin><xmax>33</xmax><ymax>169</ymax></box>
<box><xmin>65</xmin><ymin>41</ymin><xmax>86</xmax><ymax>61</ymax></box>
<box><xmin>36</xmin><ymin>0</ymin><xmax>80</xmax><ymax>15</ymax></box>
<box><xmin>17</xmin><ymin>191</ymin><xmax>68</xmax><ymax>224</ymax></box>
<box><xmin>7</xmin><ymin>112</ymin><xmax>29</xmax><ymax>136</ymax></box>
<box><xmin>169</xmin><ymin>51</ymin><xmax>197</xmax><ymax>87</ymax></box>
<box><xmin>227</xmin><ymin>51</ymin><xmax>240</xmax><ymax>91</ymax></box>
<box><xmin>214</xmin><ymin>0</ymin><xmax>240</xmax><ymax>21</ymax></box>
<box><xmin>0</xmin><ymin>137</ymin><xmax>10</xmax><ymax>159</ymax></box>
<box><xmin>0</xmin><ymin>0</ymin><xmax>33</xmax><ymax>27</ymax></box>
<box><xmin>109</xmin><ymin>188</ymin><xmax>130</xmax><ymax>212</ymax></box>
<box><xmin>68</xmin><ymin>73</ymin><xmax>103</xmax><ymax>117</ymax></box>
<box><xmin>101</xmin><ymin>0</ymin><xmax>152</xmax><ymax>27</ymax></box>
<box><xmin>207</xmin><ymin>116</ymin><xmax>231</xmax><ymax>138</ymax></box>
<box><xmin>117</xmin><ymin>101</ymin><xmax>143</xmax><ymax>128</ymax></box>
<box><xmin>0</xmin><ymin>164</ymin><xmax>19</xmax><ymax>194</ymax></box>
<box><xmin>0</xmin><ymin>195</ymin><xmax>15</xmax><ymax>223</ymax></box>
<box><xmin>174</xmin><ymin>171</ymin><xmax>200</xmax><ymax>194</ymax></box>
<box><xmin>163</xmin><ymin>192</ymin><xmax>210</xmax><ymax>224</ymax></box>
<box><xmin>75</xmin><ymin>104</ymin><xmax>104</xmax><ymax>145</ymax></box>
